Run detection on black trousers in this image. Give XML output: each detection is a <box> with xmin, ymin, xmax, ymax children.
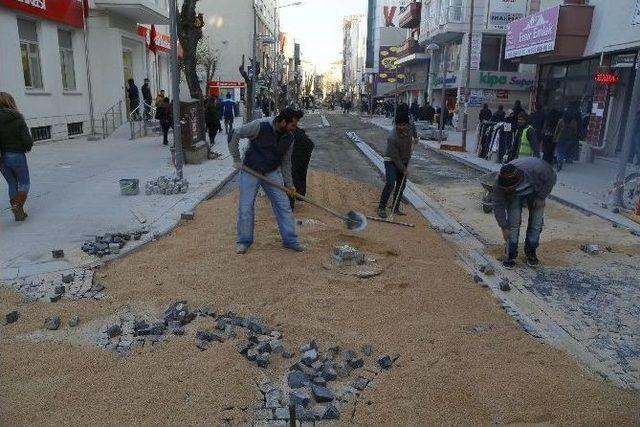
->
<box><xmin>379</xmin><ymin>161</ymin><xmax>407</xmax><ymax>210</ymax></box>
<box><xmin>161</xmin><ymin>122</ymin><xmax>171</xmax><ymax>144</ymax></box>
<box><xmin>289</xmin><ymin>150</ymin><xmax>313</xmax><ymax>209</ymax></box>
<box><xmin>207</xmin><ymin>121</ymin><xmax>221</xmax><ymax>144</ymax></box>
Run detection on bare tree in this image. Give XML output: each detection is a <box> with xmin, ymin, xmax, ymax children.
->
<box><xmin>239</xmin><ymin>54</ymin><xmax>260</xmax><ymax>121</ymax></box>
<box><xmin>196</xmin><ymin>36</ymin><xmax>218</xmax><ymax>85</ymax></box>
<box><xmin>304</xmin><ymin>73</ymin><xmax>314</xmax><ymax>97</ymax></box>
<box><xmin>178</xmin><ymin>0</ymin><xmax>204</xmax><ymax>100</ymax></box>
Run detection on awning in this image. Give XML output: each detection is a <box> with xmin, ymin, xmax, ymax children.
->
<box><xmin>381</xmin><ymin>83</ymin><xmax>425</xmax><ymax>97</ymax></box>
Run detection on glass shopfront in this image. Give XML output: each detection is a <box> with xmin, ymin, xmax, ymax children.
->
<box><xmin>537</xmin><ymin>58</ymin><xmax>600</xmax><ymax>116</ymax></box>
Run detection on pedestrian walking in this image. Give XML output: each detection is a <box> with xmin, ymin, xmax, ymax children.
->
<box><xmin>553</xmin><ymin>110</ymin><xmax>578</xmax><ymax>171</ymax></box>
<box><xmin>205</xmin><ymin>95</ymin><xmax>222</xmax><ymax>144</ymax></box>
<box><xmin>423</xmin><ymin>102</ymin><xmax>436</xmax><ymax>123</ymax></box>
<box><xmin>157</xmin><ymin>97</ymin><xmax>172</xmax><ymax>145</ymax></box>
<box><xmin>127</xmin><ymin>78</ymin><xmax>140</xmax><ymax>120</ymax></box>
<box><xmin>511</xmin><ymin>113</ymin><xmax>540</xmax><ymax>160</ymax></box>
<box><xmin>0</xmin><ymin>92</ymin><xmax>33</xmax><ymax>221</ymax></box>
<box><xmin>222</xmin><ymin>93</ymin><xmax>236</xmax><ymax>134</ymax></box>
<box><xmin>141</xmin><ymin>78</ymin><xmax>152</xmax><ymax>120</ymax></box>
<box><xmin>492</xmin><ymin>157</ymin><xmax>557</xmax><ymax>268</ymax></box>
<box><xmin>155</xmin><ymin>89</ymin><xmax>166</xmax><ymax>109</ymax></box>
<box><xmin>541</xmin><ymin>107</ymin><xmax>561</xmax><ymax>164</ymax></box>
<box><xmin>228</xmin><ymin>107</ymin><xmax>303</xmax><ymax>254</ymax></box>
<box><xmin>409</xmin><ymin>101</ymin><xmax>420</xmax><ymax>121</ymax></box>
<box><xmin>289</xmin><ymin>110</ymin><xmax>314</xmax><ymax>210</ymax></box>
<box><xmin>479</xmin><ymin>103</ymin><xmax>492</xmax><ymax>122</ymax></box>
<box><xmin>377</xmin><ymin>112</ymin><xmax>414</xmax><ymax>219</ymax></box>
<box><xmin>491</xmin><ymin>105</ymin><xmax>506</xmax><ymax>122</ymax></box>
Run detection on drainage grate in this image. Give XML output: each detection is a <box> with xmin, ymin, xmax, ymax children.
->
<box><xmin>67</xmin><ymin>121</ymin><xmax>83</xmax><ymax>136</ymax></box>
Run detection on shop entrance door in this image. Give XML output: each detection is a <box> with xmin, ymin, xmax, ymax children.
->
<box><xmin>604</xmin><ymin>68</ymin><xmax>635</xmax><ymax>155</ymax></box>
<box><xmin>123</xmin><ymin>49</ymin><xmax>133</xmax><ymax>115</ymax></box>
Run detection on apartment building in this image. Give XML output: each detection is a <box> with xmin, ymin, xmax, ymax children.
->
<box><xmin>342</xmin><ymin>14</ymin><xmax>366</xmax><ymax>103</ymax></box>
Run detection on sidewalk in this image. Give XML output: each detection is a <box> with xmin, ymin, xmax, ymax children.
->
<box><xmin>0</xmin><ymin>120</ymin><xmax>240</xmax><ymax>281</ymax></box>
<box><xmin>364</xmin><ymin>115</ymin><xmax>640</xmax><ymax>234</ymax></box>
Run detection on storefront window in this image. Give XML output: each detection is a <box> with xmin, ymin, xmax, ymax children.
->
<box><xmin>58</xmin><ymin>29</ymin><xmax>76</xmax><ymax>91</ymax></box>
<box><xmin>18</xmin><ymin>19</ymin><xmax>43</xmax><ymax>89</ymax></box>
<box><xmin>480</xmin><ymin>35</ymin><xmax>518</xmax><ymax>72</ymax></box>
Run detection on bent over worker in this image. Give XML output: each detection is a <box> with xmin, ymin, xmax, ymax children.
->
<box><xmin>228</xmin><ymin>108</ymin><xmax>303</xmax><ymax>254</ymax></box>
<box><xmin>492</xmin><ymin>157</ymin><xmax>557</xmax><ymax>268</ymax></box>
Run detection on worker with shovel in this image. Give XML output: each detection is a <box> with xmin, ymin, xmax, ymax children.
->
<box><xmin>492</xmin><ymin>158</ymin><xmax>557</xmax><ymax>268</ymax></box>
<box><xmin>229</xmin><ymin>108</ymin><xmax>303</xmax><ymax>254</ymax></box>
<box><xmin>377</xmin><ymin>112</ymin><xmax>415</xmax><ymax>219</ymax></box>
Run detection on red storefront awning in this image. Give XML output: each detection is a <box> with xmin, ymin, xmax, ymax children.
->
<box><xmin>0</xmin><ymin>0</ymin><xmax>86</xmax><ymax>28</ymax></box>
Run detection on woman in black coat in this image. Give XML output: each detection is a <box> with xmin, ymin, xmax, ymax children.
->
<box><xmin>0</xmin><ymin>92</ymin><xmax>33</xmax><ymax>221</ymax></box>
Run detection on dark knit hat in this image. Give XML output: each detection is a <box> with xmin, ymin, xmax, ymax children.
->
<box><xmin>497</xmin><ymin>164</ymin><xmax>523</xmax><ymax>190</ymax></box>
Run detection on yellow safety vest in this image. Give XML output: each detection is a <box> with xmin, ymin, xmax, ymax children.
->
<box><xmin>518</xmin><ymin>126</ymin><xmax>533</xmax><ymax>157</ymax></box>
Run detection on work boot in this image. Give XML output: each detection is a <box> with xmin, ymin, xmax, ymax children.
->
<box><xmin>283</xmin><ymin>242</ymin><xmax>305</xmax><ymax>252</ymax></box>
<box><xmin>377</xmin><ymin>208</ymin><xmax>387</xmax><ymax>219</ymax></box>
<box><xmin>502</xmin><ymin>258</ymin><xmax>516</xmax><ymax>269</ymax></box>
<box><xmin>235</xmin><ymin>244</ymin><xmax>249</xmax><ymax>254</ymax></box>
<box><xmin>525</xmin><ymin>251</ymin><xmax>540</xmax><ymax>267</ymax></box>
<box><xmin>393</xmin><ymin>207</ymin><xmax>406</xmax><ymax>216</ymax></box>
<box><xmin>11</xmin><ymin>192</ymin><xmax>28</xmax><ymax>221</ymax></box>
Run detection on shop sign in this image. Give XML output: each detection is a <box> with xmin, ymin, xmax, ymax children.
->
<box><xmin>431</xmin><ymin>73</ymin><xmax>457</xmax><ymax>89</ymax></box>
<box><xmin>376</xmin><ymin>45</ymin><xmax>406</xmax><ymax>83</ymax></box>
<box><xmin>487</xmin><ymin>0</ymin><xmax>527</xmax><ymax>30</ymax></box>
<box><xmin>473</xmin><ymin>71</ymin><xmax>535</xmax><ymax>90</ymax></box>
<box><xmin>0</xmin><ymin>0</ymin><xmax>85</xmax><ymax>28</ymax></box>
<box><xmin>209</xmin><ymin>81</ymin><xmax>246</xmax><ymax>88</ymax></box>
<box><xmin>137</xmin><ymin>25</ymin><xmax>171</xmax><ymax>53</ymax></box>
<box><xmin>594</xmin><ymin>71</ymin><xmax>620</xmax><ymax>85</ymax></box>
<box><xmin>612</xmin><ymin>53</ymin><xmax>638</xmax><ymax>68</ymax></box>
<box><xmin>505</xmin><ymin>6</ymin><xmax>560</xmax><ymax>59</ymax></box>
<box><xmin>470</xmin><ymin>33</ymin><xmax>482</xmax><ymax>70</ymax></box>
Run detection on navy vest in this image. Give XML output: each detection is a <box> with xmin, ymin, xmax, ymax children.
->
<box><xmin>243</xmin><ymin>121</ymin><xmax>293</xmax><ymax>174</ymax></box>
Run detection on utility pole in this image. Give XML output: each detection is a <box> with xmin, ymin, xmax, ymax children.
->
<box><xmin>439</xmin><ymin>45</ymin><xmax>446</xmax><ymax>145</ymax></box>
<box><xmin>81</xmin><ymin>0</ymin><xmax>99</xmax><ymax>140</ymax></box>
<box><xmin>251</xmin><ymin>4</ymin><xmax>257</xmax><ymax>121</ymax></box>
<box><xmin>461</xmin><ymin>0</ymin><xmax>475</xmax><ymax>151</ymax></box>
<box><xmin>613</xmin><ymin>58</ymin><xmax>640</xmax><ymax>207</ymax></box>
<box><xmin>169</xmin><ymin>0</ymin><xmax>184</xmax><ymax>178</ymax></box>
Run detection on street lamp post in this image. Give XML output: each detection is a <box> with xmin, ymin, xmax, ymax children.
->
<box><xmin>461</xmin><ymin>0</ymin><xmax>475</xmax><ymax>151</ymax></box>
<box><xmin>169</xmin><ymin>0</ymin><xmax>184</xmax><ymax>178</ymax></box>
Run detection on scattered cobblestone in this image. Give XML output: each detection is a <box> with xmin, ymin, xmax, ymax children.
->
<box><xmin>44</xmin><ymin>316</ymin><xmax>61</xmax><ymax>330</ymax></box>
<box><xmin>145</xmin><ymin>175</ymin><xmax>189</xmax><ymax>195</ymax></box>
<box><xmin>81</xmin><ymin>230</ymin><xmax>146</xmax><ymax>257</ymax></box>
<box><xmin>5</xmin><ymin>310</ymin><xmax>19</xmax><ymax>325</ymax></box>
<box><xmin>2</xmin><ymin>269</ymin><xmax>101</xmax><ymax>303</ymax></box>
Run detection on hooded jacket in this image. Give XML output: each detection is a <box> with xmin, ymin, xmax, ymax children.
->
<box><xmin>0</xmin><ymin>108</ymin><xmax>33</xmax><ymax>153</ymax></box>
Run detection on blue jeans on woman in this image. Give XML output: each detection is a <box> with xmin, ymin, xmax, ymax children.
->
<box><xmin>0</xmin><ymin>152</ymin><xmax>30</xmax><ymax>200</ymax></box>
<box><xmin>506</xmin><ymin>195</ymin><xmax>545</xmax><ymax>259</ymax></box>
<box><xmin>236</xmin><ymin>169</ymin><xmax>298</xmax><ymax>247</ymax></box>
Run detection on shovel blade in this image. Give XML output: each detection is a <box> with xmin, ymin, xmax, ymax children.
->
<box><xmin>346</xmin><ymin>210</ymin><xmax>368</xmax><ymax>232</ymax></box>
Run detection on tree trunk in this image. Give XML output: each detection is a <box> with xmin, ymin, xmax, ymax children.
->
<box><xmin>179</xmin><ymin>0</ymin><xmax>203</xmax><ymax>100</ymax></box>
<box><xmin>239</xmin><ymin>54</ymin><xmax>254</xmax><ymax>122</ymax></box>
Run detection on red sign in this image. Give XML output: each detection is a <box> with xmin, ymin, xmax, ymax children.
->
<box><xmin>594</xmin><ymin>71</ymin><xmax>620</xmax><ymax>85</ymax></box>
<box><xmin>0</xmin><ymin>0</ymin><xmax>85</xmax><ymax>28</ymax></box>
<box><xmin>137</xmin><ymin>24</ymin><xmax>170</xmax><ymax>53</ymax></box>
<box><xmin>209</xmin><ymin>81</ymin><xmax>246</xmax><ymax>88</ymax></box>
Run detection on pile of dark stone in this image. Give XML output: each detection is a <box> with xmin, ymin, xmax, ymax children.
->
<box><xmin>81</xmin><ymin>230</ymin><xmax>147</xmax><ymax>257</ymax></box>
<box><xmin>145</xmin><ymin>176</ymin><xmax>189</xmax><ymax>195</ymax></box>
<box><xmin>97</xmin><ymin>301</ymin><xmax>212</xmax><ymax>354</ymax></box>
<box><xmin>5</xmin><ymin>269</ymin><xmax>103</xmax><ymax>303</ymax></box>
<box><xmin>44</xmin><ymin>314</ymin><xmax>79</xmax><ymax>330</ymax></box>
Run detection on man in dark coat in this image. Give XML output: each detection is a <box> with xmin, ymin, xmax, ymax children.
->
<box><xmin>127</xmin><ymin>78</ymin><xmax>140</xmax><ymax>120</ymax></box>
<box><xmin>491</xmin><ymin>105</ymin><xmax>506</xmax><ymax>122</ymax></box>
<box><xmin>141</xmin><ymin>78</ymin><xmax>152</xmax><ymax>120</ymax></box>
<box><xmin>409</xmin><ymin>101</ymin><xmax>420</xmax><ymax>121</ymax></box>
<box><xmin>289</xmin><ymin>110</ymin><xmax>314</xmax><ymax>209</ymax></box>
<box><xmin>479</xmin><ymin>103</ymin><xmax>492</xmax><ymax>122</ymax></box>
<box><xmin>205</xmin><ymin>95</ymin><xmax>222</xmax><ymax>144</ymax></box>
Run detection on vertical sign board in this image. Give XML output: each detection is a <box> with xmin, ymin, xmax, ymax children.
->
<box><xmin>505</xmin><ymin>6</ymin><xmax>560</xmax><ymax>60</ymax></box>
<box><xmin>633</xmin><ymin>0</ymin><xmax>640</xmax><ymax>25</ymax></box>
<box><xmin>487</xmin><ymin>0</ymin><xmax>528</xmax><ymax>30</ymax></box>
<box><xmin>470</xmin><ymin>32</ymin><xmax>482</xmax><ymax>70</ymax></box>
<box><xmin>0</xmin><ymin>0</ymin><xmax>84</xmax><ymax>28</ymax></box>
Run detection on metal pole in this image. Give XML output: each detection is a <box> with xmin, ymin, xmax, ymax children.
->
<box><xmin>273</xmin><ymin>11</ymin><xmax>278</xmax><ymax>113</ymax></box>
<box><xmin>613</xmin><ymin>60</ymin><xmax>640</xmax><ymax>206</ymax></box>
<box><xmin>461</xmin><ymin>0</ymin><xmax>474</xmax><ymax>151</ymax></box>
<box><xmin>438</xmin><ymin>46</ymin><xmax>446</xmax><ymax>145</ymax></box>
<box><xmin>81</xmin><ymin>0</ymin><xmax>97</xmax><ymax>139</ymax></box>
<box><xmin>169</xmin><ymin>0</ymin><xmax>184</xmax><ymax>178</ymax></box>
<box><xmin>251</xmin><ymin>3</ymin><xmax>257</xmax><ymax>121</ymax></box>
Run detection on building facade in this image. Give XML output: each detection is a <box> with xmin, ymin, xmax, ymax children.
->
<box><xmin>0</xmin><ymin>0</ymin><xmax>171</xmax><ymax>142</ymax></box>
<box><xmin>395</xmin><ymin>1</ymin><xmax>429</xmax><ymax>106</ymax></box>
<box><xmin>199</xmin><ymin>0</ymin><xmax>279</xmax><ymax>105</ymax></box>
<box><xmin>507</xmin><ymin>0</ymin><xmax>640</xmax><ymax>157</ymax></box>
<box><xmin>419</xmin><ymin>0</ymin><xmax>538</xmax><ymax>131</ymax></box>
<box><xmin>342</xmin><ymin>14</ymin><xmax>366</xmax><ymax>103</ymax></box>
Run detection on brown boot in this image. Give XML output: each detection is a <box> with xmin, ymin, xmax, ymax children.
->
<box><xmin>11</xmin><ymin>192</ymin><xmax>28</xmax><ymax>221</ymax></box>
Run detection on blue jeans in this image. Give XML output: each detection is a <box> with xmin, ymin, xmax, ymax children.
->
<box><xmin>0</xmin><ymin>152</ymin><xmax>30</xmax><ymax>200</ymax></box>
<box><xmin>507</xmin><ymin>195</ymin><xmax>545</xmax><ymax>259</ymax></box>
<box><xmin>556</xmin><ymin>139</ymin><xmax>569</xmax><ymax>162</ymax></box>
<box><xmin>379</xmin><ymin>161</ymin><xmax>406</xmax><ymax>210</ymax></box>
<box><xmin>237</xmin><ymin>169</ymin><xmax>298</xmax><ymax>247</ymax></box>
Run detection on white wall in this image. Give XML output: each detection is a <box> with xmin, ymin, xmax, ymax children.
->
<box><xmin>0</xmin><ymin>10</ymin><xmax>90</xmax><ymax>140</ymax></box>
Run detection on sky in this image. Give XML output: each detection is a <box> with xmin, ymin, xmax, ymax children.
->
<box><xmin>279</xmin><ymin>0</ymin><xmax>367</xmax><ymax>73</ymax></box>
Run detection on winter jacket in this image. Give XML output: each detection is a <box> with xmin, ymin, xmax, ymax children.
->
<box><xmin>141</xmin><ymin>84</ymin><xmax>152</xmax><ymax>102</ymax></box>
<box><xmin>0</xmin><ymin>108</ymin><xmax>33</xmax><ymax>153</ymax></box>
<box><xmin>479</xmin><ymin>107</ymin><xmax>492</xmax><ymax>122</ymax></box>
<box><xmin>127</xmin><ymin>84</ymin><xmax>140</xmax><ymax>102</ymax></box>
<box><xmin>491</xmin><ymin>109</ymin><xmax>506</xmax><ymax>122</ymax></box>
<box><xmin>492</xmin><ymin>157</ymin><xmax>557</xmax><ymax>229</ymax></box>
<box><xmin>384</xmin><ymin>128</ymin><xmax>414</xmax><ymax>174</ymax></box>
<box><xmin>205</xmin><ymin>100</ymin><xmax>221</xmax><ymax>126</ymax></box>
<box><xmin>553</xmin><ymin>118</ymin><xmax>578</xmax><ymax>143</ymax></box>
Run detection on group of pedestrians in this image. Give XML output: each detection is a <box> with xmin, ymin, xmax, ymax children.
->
<box><xmin>126</xmin><ymin>78</ymin><xmax>155</xmax><ymax>121</ymax></box>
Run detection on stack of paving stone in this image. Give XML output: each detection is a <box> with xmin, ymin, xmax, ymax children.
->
<box><xmin>332</xmin><ymin>244</ymin><xmax>366</xmax><ymax>266</ymax></box>
<box><xmin>145</xmin><ymin>176</ymin><xmax>189</xmax><ymax>195</ymax></box>
<box><xmin>81</xmin><ymin>231</ymin><xmax>145</xmax><ymax>257</ymax></box>
<box><xmin>4</xmin><ymin>269</ymin><xmax>103</xmax><ymax>302</ymax></box>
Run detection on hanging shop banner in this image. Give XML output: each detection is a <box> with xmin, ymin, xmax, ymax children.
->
<box><xmin>487</xmin><ymin>0</ymin><xmax>528</xmax><ymax>30</ymax></box>
<box><xmin>137</xmin><ymin>24</ymin><xmax>171</xmax><ymax>54</ymax></box>
<box><xmin>0</xmin><ymin>0</ymin><xmax>85</xmax><ymax>28</ymax></box>
<box><xmin>470</xmin><ymin>32</ymin><xmax>482</xmax><ymax>70</ymax></box>
<box><xmin>376</xmin><ymin>45</ymin><xmax>406</xmax><ymax>83</ymax></box>
<box><xmin>505</xmin><ymin>6</ymin><xmax>560</xmax><ymax>59</ymax></box>
<box><xmin>633</xmin><ymin>0</ymin><xmax>640</xmax><ymax>25</ymax></box>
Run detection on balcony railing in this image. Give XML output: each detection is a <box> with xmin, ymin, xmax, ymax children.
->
<box><xmin>397</xmin><ymin>39</ymin><xmax>422</xmax><ymax>58</ymax></box>
<box><xmin>399</xmin><ymin>2</ymin><xmax>422</xmax><ymax>29</ymax></box>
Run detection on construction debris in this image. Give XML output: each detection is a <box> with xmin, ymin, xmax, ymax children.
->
<box><xmin>581</xmin><ymin>243</ymin><xmax>600</xmax><ymax>256</ymax></box>
<box><xmin>145</xmin><ymin>176</ymin><xmax>189</xmax><ymax>195</ymax></box>
<box><xmin>81</xmin><ymin>230</ymin><xmax>146</xmax><ymax>257</ymax></box>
